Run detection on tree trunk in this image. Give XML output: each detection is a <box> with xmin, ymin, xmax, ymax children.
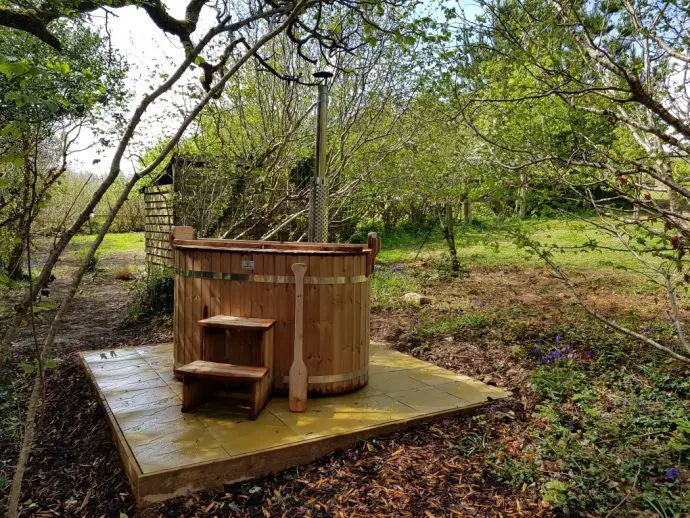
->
<box><xmin>517</xmin><ymin>173</ymin><xmax>528</xmax><ymax>219</ymax></box>
<box><xmin>439</xmin><ymin>204</ymin><xmax>460</xmax><ymax>276</ymax></box>
<box><xmin>7</xmin><ymin>237</ymin><xmax>25</xmax><ymax>280</ymax></box>
<box><xmin>461</xmin><ymin>194</ymin><xmax>472</xmax><ymax>224</ymax></box>
<box><xmin>659</xmin><ymin>160</ymin><xmax>681</xmax><ymax>215</ymax></box>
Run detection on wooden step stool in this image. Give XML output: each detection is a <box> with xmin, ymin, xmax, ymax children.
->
<box><xmin>178</xmin><ymin>316</ymin><xmax>275</xmax><ymax>419</ymax></box>
<box><xmin>177</xmin><ymin>361</ymin><xmax>269</xmax><ymax>419</ymax></box>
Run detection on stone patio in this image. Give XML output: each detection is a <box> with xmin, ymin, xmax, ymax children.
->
<box><xmin>79</xmin><ymin>342</ymin><xmax>510</xmax><ymax>506</ymax></box>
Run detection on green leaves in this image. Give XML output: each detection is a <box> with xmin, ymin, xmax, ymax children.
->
<box><xmin>20</xmin><ymin>358</ymin><xmax>59</xmax><ymax>375</ymax></box>
<box><xmin>0</xmin><ymin>58</ymin><xmax>32</xmax><ymax>78</ymax></box>
<box><xmin>45</xmin><ymin>58</ymin><xmax>70</xmax><ymax>75</ymax></box>
<box><xmin>668</xmin><ymin>418</ymin><xmax>690</xmax><ymax>454</ymax></box>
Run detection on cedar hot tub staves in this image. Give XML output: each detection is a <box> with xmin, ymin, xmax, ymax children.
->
<box><xmin>171</xmin><ymin>227</ymin><xmax>381</xmax><ymax>395</ymax></box>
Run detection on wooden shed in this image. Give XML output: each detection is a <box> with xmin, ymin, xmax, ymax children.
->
<box><xmin>142</xmin><ymin>155</ymin><xmax>227</xmax><ymax>271</ymax></box>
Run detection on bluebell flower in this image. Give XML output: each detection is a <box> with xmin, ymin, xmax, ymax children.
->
<box><xmin>564</xmin><ymin>345</ymin><xmax>572</xmax><ymax>353</ymax></box>
<box><xmin>572</xmin><ymin>353</ymin><xmax>579</xmax><ymax>361</ymax></box>
<box><xmin>542</xmin><ymin>357</ymin><xmax>550</xmax><ymax>364</ymax></box>
<box><xmin>556</xmin><ymin>335</ymin><xmax>563</xmax><ymax>342</ymax></box>
<box><xmin>665</xmin><ymin>467</ymin><xmax>680</xmax><ymax>480</ymax></box>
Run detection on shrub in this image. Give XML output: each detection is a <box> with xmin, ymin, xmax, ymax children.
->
<box><xmin>77</xmin><ymin>247</ymin><xmax>101</xmax><ymax>272</ymax></box>
<box><xmin>124</xmin><ymin>267</ymin><xmax>174</xmax><ymax>323</ymax></box>
<box><xmin>114</xmin><ymin>267</ymin><xmax>135</xmax><ymax>281</ymax></box>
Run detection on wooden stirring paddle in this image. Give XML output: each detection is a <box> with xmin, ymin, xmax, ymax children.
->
<box><xmin>289</xmin><ymin>262</ymin><xmax>308</xmax><ymax>412</ymax></box>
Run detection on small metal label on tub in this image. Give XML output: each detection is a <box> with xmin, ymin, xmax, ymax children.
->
<box><xmin>242</xmin><ymin>259</ymin><xmax>254</xmax><ymax>270</ymax></box>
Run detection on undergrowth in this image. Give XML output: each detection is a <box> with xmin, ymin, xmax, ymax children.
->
<box><xmin>496</xmin><ymin>331</ymin><xmax>690</xmax><ymax>515</ymax></box>
<box><xmin>371</xmin><ymin>245</ymin><xmax>690</xmax><ymax>515</ymax></box>
<box><xmin>123</xmin><ymin>267</ymin><xmax>174</xmax><ymax>323</ymax></box>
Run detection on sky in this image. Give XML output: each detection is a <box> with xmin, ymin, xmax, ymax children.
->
<box><xmin>71</xmin><ymin>3</ymin><xmax>201</xmax><ymax>175</ymax></box>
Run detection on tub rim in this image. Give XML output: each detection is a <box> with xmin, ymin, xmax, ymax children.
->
<box><xmin>172</xmin><ymin>239</ymin><xmax>371</xmax><ymax>256</ymax></box>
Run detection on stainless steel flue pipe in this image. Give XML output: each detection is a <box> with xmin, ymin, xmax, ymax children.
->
<box><xmin>308</xmin><ymin>71</ymin><xmax>332</xmax><ymax>242</ymax></box>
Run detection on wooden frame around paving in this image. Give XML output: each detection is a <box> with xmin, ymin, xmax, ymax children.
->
<box><xmin>78</xmin><ymin>351</ymin><xmax>488</xmax><ymax>507</ymax></box>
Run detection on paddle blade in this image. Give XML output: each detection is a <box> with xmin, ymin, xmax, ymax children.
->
<box><xmin>288</xmin><ymin>360</ymin><xmax>308</xmax><ymax>412</ymax></box>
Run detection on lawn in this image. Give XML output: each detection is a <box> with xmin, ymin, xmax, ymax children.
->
<box><xmin>375</xmin><ymin>216</ymin><xmax>652</xmax><ymax>270</ymax></box>
<box><xmin>69</xmin><ymin>231</ymin><xmax>144</xmax><ymax>256</ymax></box>
<box><xmin>371</xmin><ymin>216</ymin><xmax>663</xmax><ymax>311</ymax></box>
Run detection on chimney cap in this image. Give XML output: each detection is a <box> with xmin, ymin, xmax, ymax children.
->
<box><xmin>313</xmin><ymin>69</ymin><xmax>334</xmax><ymax>79</ymax></box>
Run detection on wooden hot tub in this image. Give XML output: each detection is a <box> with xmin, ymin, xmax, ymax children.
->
<box><xmin>171</xmin><ymin>229</ymin><xmax>380</xmax><ymax>394</ymax></box>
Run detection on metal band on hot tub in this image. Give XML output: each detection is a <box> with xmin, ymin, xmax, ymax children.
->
<box><xmin>174</xmin><ymin>268</ymin><xmax>368</xmax><ymax>285</ymax></box>
<box><xmin>280</xmin><ymin>366</ymin><xmax>368</xmax><ymax>384</ymax></box>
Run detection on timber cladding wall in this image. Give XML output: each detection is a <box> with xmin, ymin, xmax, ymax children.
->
<box><xmin>144</xmin><ymin>184</ymin><xmax>174</xmax><ymax>269</ymax></box>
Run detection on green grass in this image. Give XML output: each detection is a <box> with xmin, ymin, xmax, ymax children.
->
<box><xmin>375</xmin><ymin>217</ymin><xmax>650</xmax><ymax>271</ymax></box>
<box><xmin>70</xmin><ymin>232</ymin><xmax>143</xmax><ymax>257</ymax></box>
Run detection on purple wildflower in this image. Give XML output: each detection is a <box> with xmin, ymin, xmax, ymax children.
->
<box><xmin>542</xmin><ymin>357</ymin><xmax>551</xmax><ymax>364</ymax></box>
<box><xmin>572</xmin><ymin>353</ymin><xmax>579</xmax><ymax>361</ymax></box>
<box><xmin>639</xmin><ymin>402</ymin><xmax>648</xmax><ymax>413</ymax></box>
<box><xmin>478</xmin><ymin>302</ymin><xmax>485</xmax><ymax>309</ymax></box>
<box><xmin>643</xmin><ymin>327</ymin><xmax>652</xmax><ymax>334</ymax></box>
<box><xmin>665</xmin><ymin>468</ymin><xmax>680</xmax><ymax>480</ymax></box>
<box><xmin>568</xmin><ymin>423</ymin><xmax>575</xmax><ymax>432</ymax></box>
<box><xmin>564</xmin><ymin>345</ymin><xmax>572</xmax><ymax>353</ymax></box>
<box><xmin>583</xmin><ymin>351</ymin><xmax>592</xmax><ymax>359</ymax></box>
<box><xmin>623</xmin><ymin>400</ymin><xmax>629</xmax><ymax>408</ymax></box>
<box><xmin>556</xmin><ymin>335</ymin><xmax>563</xmax><ymax>343</ymax></box>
